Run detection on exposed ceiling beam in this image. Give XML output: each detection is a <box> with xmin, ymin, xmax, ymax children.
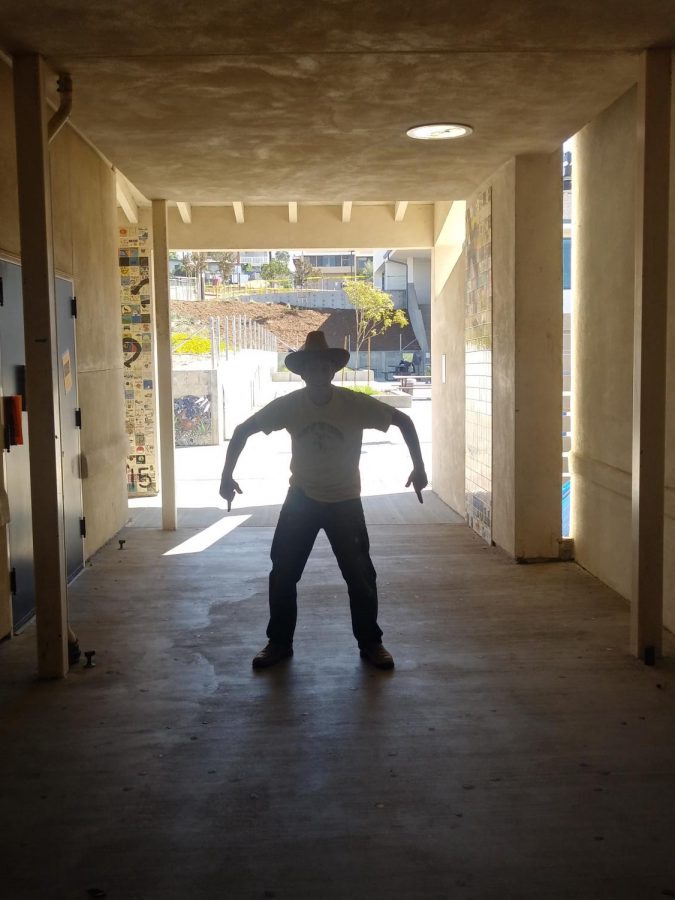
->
<box><xmin>342</xmin><ymin>201</ymin><xmax>352</xmax><ymax>224</ymax></box>
<box><xmin>394</xmin><ymin>201</ymin><xmax>408</xmax><ymax>223</ymax></box>
<box><xmin>176</xmin><ymin>201</ymin><xmax>191</xmax><ymax>224</ymax></box>
<box><xmin>232</xmin><ymin>201</ymin><xmax>245</xmax><ymax>224</ymax></box>
<box><xmin>288</xmin><ymin>201</ymin><xmax>298</xmax><ymax>224</ymax></box>
<box><xmin>115</xmin><ymin>171</ymin><xmax>138</xmax><ymax>224</ymax></box>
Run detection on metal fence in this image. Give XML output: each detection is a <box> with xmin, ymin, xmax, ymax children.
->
<box><xmin>170</xmin><ymin>275</ymin><xmax>199</xmax><ymax>300</ymax></box>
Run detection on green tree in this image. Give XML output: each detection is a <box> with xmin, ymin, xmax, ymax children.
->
<box><xmin>260</xmin><ymin>258</ymin><xmax>291</xmax><ymax>284</ymax></box>
<box><xmin>343</xmin><ymin>281</ymin><xmax>408</xmax><ymax>370</ymax></box>
<box><xmin>293</xmin><ymin>257</ymin><xmax>318</xmax><ymax>288</ymax></box>
<box><xmin>274</xmin><ymin>250</ymin><xmax>290</xmax><ymax>265</ymax></box>
<box><xmin>359</xmin><ymin>259</ymin><xmax>374</xmax><ymax>281</ymax></box>
<box><xmin>212</xmin><ymin>251</ymin><xmax>237</xmax><ymax>284</ymax></box>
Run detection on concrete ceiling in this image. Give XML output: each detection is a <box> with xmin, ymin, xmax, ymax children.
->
<box><xmin>1</xmin><ymin>1</ymin><xmax>673</xmax><ymax>204</ymax></box>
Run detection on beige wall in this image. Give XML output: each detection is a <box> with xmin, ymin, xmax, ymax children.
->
<box><xmin>0</xmin><ymin>59</ymin><xmax>127</xmax><ymax>583</ymax></box>
<box><xmin>431</xmin><ymin>252</ymin><xmax>465</xmax><ymax>512</ymax></box>
<box><xmin>573</xmin><ymin>79</ymin><xmax>675</xmax><ymax>630</ymax></box>
<box><xmin>490</xmin><ymin>160</ymin><xmax>517</xmax><ymax>554</ymax></box>
<box><xmin>431</xmin><ymin>202</ymin><xmax>466</xmax><ymax>514</ymax></box>
<box><xmin>572</xmin><ymin>89</ymin><xmax>636</xmax><ymax>598</ymax></box>
<box><xmin>51</xmin><ymin>128</ymin><xmax>128</xmax><ymax>558</ymax></box>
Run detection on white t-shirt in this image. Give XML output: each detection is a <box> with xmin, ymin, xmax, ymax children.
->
<box><xmin>255</xmin><ymin>386</ymin><xmax>394</xmax><ymax>502</ymax></box>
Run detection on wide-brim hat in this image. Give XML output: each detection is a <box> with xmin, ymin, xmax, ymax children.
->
<box><xmin>285</xmin><ymin>330</ymin><xmax>350</xmax><ymax>375</ymax></box>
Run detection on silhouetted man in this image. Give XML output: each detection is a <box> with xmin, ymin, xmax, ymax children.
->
<box><xmin>220</xmin><ymin>331</ymin><xmax>427</xmax><ymax>670</ymax></box>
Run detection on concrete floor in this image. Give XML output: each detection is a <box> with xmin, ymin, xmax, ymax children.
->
<box><xmin>2</xmin><ymin>404</ymin><xmax>675</xmax><ymax>899</ymax></box>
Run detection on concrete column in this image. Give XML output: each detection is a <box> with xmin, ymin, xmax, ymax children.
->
<box><xmin>151</xmin><ymin>200</ymin><xmax>177</xmax><ymax>530</ymax></box>
<box><xmin>12</xmin><ymin>55</ymin><xmax>68</xmax><ymax>677</ymax></box>
<box><xmin>630</xmin><ymin>50</ymin><xmax>671</xmax><ymax>660</ymax></box>
<box><xmin>513</xmin><ymin>154</ymin><xmax>563</xmax><ymax>559</ymax></box>
<box><xmin>491</xmin><ymin>155</ymin><xmax>562</xmax><ymax>559</ymax></box>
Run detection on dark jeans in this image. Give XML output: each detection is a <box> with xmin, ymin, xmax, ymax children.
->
<box><xmin>267</xmin><ymin>487</ymin><xmax>383</xmax><ymax>648</ymax></box>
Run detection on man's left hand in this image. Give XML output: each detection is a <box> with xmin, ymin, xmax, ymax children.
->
<box><xmin>405</xmin><ymin>468</ymin><xmax>428</xmax><ymax>503</ymax></box>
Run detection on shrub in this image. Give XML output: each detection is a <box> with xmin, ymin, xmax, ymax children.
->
<box><xmin>344</xmin><ymin>385</ymin><xmax>378</xmax><ymax>395</ymax></box>
<box><xmin>172</xmin><ymin>333</ymin><xmax>211</xmax><ymax>355</ymax></box>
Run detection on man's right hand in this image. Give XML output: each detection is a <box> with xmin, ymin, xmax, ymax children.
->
<box><xmin>405</xmin><ymin>467</ymin><xmax>428</xmax><ymax>504</ymax></box>
<box><xmin>219</xmin><ymin>475</ymin><xmax>243</xmax><ymax>512</ymax></box>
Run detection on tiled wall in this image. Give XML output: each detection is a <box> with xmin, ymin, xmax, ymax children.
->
<box><xmin>465</xmin><ymin>189</ymin><xmax>493</xmax><ymax>543</ymax></box>
<box><xmin>119</xmin><ymin>225</ymin><xmax>158</xmax><ymax>496</ymax></box>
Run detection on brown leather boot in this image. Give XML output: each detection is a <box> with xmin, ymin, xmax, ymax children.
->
<box><xmin>252</xmin><ymin>641</ymin><xmax>293</xmax><ymax>669</ymax></box>
<box><xmin>359</xmin><ymin>643</ymin><xmax>395</xmax><ymax>670</ymax></box>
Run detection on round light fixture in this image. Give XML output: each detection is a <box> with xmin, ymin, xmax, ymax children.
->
<box><xmin>406</xmin><ymin>123</ymin><xmax>473</xmax><ymax>141</ymax></box>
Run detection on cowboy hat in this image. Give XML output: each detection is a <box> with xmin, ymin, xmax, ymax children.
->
<box><xmin>285</xmin><ymin>330</ymin><xmax>350</xmax><ymax>375</ymax></box>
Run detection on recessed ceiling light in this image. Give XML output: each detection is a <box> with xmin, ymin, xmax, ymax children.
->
<box><xmin>406</xmin><ymin>123</ymin><xmax>473</xmax><ymax>140</ymax></box>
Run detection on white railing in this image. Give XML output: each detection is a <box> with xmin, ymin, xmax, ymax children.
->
<box><xmin>170</xmin><ymin>276</ymin><xmax>199</xmax><ymax>301</ymax></box>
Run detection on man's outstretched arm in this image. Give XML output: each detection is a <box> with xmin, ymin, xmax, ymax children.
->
<box><xmin>219</xmin><ymin>414</ymin><xmax>264</xmax><ymax>510</ymax></box>
<box><xmin>390</xmin><ymin>409</ymin><xmax>428</xmax><ymax>503</ymax></box>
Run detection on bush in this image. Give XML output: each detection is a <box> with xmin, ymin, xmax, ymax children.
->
<box><xmin>344</xmin><ymin>385</ymin><xmax>378</xmax><ymax>395</ymax></box>
<box><xmin>172</xmin><ymin>333</ymin><xmax>211</xmax><ymax>355</ymax></box>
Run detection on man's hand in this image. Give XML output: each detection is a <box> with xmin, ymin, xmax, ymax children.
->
<box><xmin>405</xmin><ymin>468</ymin><xmax>428</xmax><ymax>504</ymax></box>
<box><xmin>219</xmin><ymin>475</ymin><xmax>243</xmax><ymax>511</ymax></box>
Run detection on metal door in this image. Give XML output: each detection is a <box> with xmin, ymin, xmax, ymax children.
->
<box><xmin>0</xmin><ymin>260</ymin><xmax>35</xmax><ymax>629</ymax></box>
<box><xmin>0</xmin><ymin>263</ymin><xmax>84</xmax><ymax>631</ymax></box>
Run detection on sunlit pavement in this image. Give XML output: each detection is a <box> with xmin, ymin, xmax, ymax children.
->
<box><xmin>129</xmin><ymin>394</ymin><xmax>434</xmax><ymax>515</ymax></box>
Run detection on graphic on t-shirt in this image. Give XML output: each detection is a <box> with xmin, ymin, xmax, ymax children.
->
<box><xmin>298</xmin><ymin>421</ymin><xmax>344</xmax><ymax>452</ymax></box>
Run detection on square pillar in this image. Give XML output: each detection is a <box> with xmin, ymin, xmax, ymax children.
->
<box><xmin>492</xmin><ymin>153</ymin><xmax>563</xmax><ymax>559</ymax></box>
<box><xmin>151</xmin><ymin>200</ymin><xmax>177</xmax><ymax>530</ymax></box>
<box><xmin>13</xmin><ymin>55</ymin><xmax>68</xmax><ymax>677</ymax></box>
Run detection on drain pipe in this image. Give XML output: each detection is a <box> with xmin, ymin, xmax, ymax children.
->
<box><xmin>48</xmin><ymin>73</ymin><xmax>72</xmax><ymax>143</ymax></box>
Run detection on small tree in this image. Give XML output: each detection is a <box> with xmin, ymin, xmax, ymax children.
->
<box><xmin>293</xmin><ymin>257</ymin><xmax>318</xmax><ymax>289</ymax></box>
<box><xmin>181</xmin><ymin>251</ymin><xmax>208</xmax><ymax>298</ymax></box>
<box><xmin>343</xmin><ymin>281</ymin><xmax>408</xmax><ymax>375</ymax></box>
<box><xmin>274</xmin><ymin>250</ymin><xmax>290</xmax><ymax>266</ymax></box>
<box><xmin>260</xmin><ymin>258</ymin><xmax>291</xmax><ymax>285</ymax></box>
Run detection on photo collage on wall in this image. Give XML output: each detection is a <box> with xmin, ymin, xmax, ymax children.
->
<box><xmin>119</xmin><ymin>225</ymin><xmax>158</xmax><ymax>496</ymax></box>
<box><xmin>465</xmin><ymin>188</ymin><xmax>493</xmax><ymax>543</ymax></box>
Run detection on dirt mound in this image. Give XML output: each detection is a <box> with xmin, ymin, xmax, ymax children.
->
<box><xmin>170</xmin><ymin>298</ymin><xmax>419</xmax><ymax>353</ymax></box>
<box><xmin>171</xmin><ymin>299</ymin><xmax>328</xmax><ymax>351</ymax></box>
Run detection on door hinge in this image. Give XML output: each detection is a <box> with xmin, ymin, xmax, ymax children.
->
<box><xmin>71</xmin><ymin>296</ymin><xmax>77</xmax><ymax>318</ymax></box>
<box><xmin>75</xmin><ymin>408</ymin><xmax>82</xmax><ymax>428</ymax></box>
<box><xmin>0</xmin><ymin>275</ymin><xmax>4</xmax><ymax>307</ymax></box>
<box><xmin>79</xmin><ymin>517</ymin><xmax>86</xmax><ymax>538</ymax></box>
<box><xmin>9</xmin><ymin>568</ymin><xmax>16</xmax><ymax>595</ymax></box>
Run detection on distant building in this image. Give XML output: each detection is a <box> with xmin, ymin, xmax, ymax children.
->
<box><xmin>295</xmin><ymin>252</ymin><xmax>372</xmax><ymax>290</ymax></box>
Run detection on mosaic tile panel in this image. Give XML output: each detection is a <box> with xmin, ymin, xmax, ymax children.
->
<box><xmin>465</xmin><ymin>188</ymin><xmax>492</xmax><ymax>543</ymax></box>
<box><xmin>119</xmin><ymin>225</ymin><xmax>158</xmax><ymax>496</ymax></box>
